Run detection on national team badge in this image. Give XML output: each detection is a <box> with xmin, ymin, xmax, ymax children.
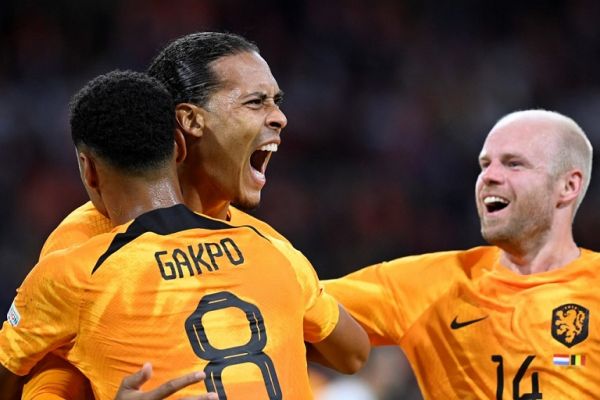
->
<box><xmin>552</xmin><ymin>303</ymin><xmax>589</xmax><ymax>348</ymax></box>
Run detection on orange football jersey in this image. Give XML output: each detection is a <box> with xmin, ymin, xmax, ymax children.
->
<box><xmin>325</xmin><ymin>246</ymin><xmax>600</xmax><ymax>399</ymax></box>
<box><xmin>27</xmin><ymin>201</ymin><xmax>294</xmax><ymax>400</ymax></box>
<box><xmin>2</xmin><ymin>205</ymin><xmax>338</xmax><ymax>399</ymax></box>
<box><xmin>40</xmin><ymin>201</ymin><xmax>290</xmax><ymax>259</ymax></box>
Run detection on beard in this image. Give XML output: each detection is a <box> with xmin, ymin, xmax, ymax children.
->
<box><xmin>480</xmin><ymin>186</ymin><xmax>555</xmax><ymax>250</ymax></box>
<box><xmin>481</xmin><ymin>209</ymin><xmax>552</xmax><ymax>250</ymax></box>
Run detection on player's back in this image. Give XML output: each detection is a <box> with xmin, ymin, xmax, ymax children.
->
<box><xmin>14</xmin><ymin>205</ymin><xmax>328</xmax><ymax>399</ymax></box>
<box><xmin>81</xmin><ymin>205</ymin><xmax>318</xmax><ymax>399</ymax></box>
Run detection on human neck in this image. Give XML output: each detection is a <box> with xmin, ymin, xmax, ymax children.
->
<box><xmin>498</xmin><ymin>235</ymin><xmax>580</xmax><ymax>275</ymax></box>
<box><xmin>180</xmin><ymin>182</ymin><xmax>230</xmax><ymax>221</ymax></box>
<box><xmin>104</xmin><ymin>173</ymin><xmax>184</xmax><ymax>226</ymax></box>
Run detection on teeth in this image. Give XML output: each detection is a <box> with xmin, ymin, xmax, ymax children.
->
<box><xmin>259</xmin><ymin>143</ymin><xmax>278</xmax><ymax>152</ymax></box>
<box><xmin>484</xmin><ymin>196</ymin><xmax>509</xmax><ymax>205</ymax></box>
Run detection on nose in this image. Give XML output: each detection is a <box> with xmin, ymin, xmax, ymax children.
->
<box><xmin>266</xmin><ymin>106</ymin><xmax>288</xmax><ymax>132</ymax></box>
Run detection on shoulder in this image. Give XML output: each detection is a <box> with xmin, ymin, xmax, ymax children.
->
<box><xmin>40</xmin><ymin>231</ymin><xmax>118</xmax><ymax>278</ymax></box>
<box><xmin>578</xmin><ymin>248</ymin><xmax>600</xmax><ymax>262</ymax></box>
<box><xmin>40</xmin><ymin>202</ymin><xmax>111</xmax><ymax>258</ymax></box>
<box><xmin>382</xmin><ymin>246</ymin><xmax>496</xmax><ymax>274</ymax></box>
<box><xmin>25</xmin><ymin>248</ymin><xmax>87</xmax><ymax>295</ymax></box>
<box><xmin>228</xmin><ymin>206</ymin><xmax>290</xmax><ymax>243</ymax></box>
<box><xmin>343</xmin><ymin>246</ymin><xmax>498</xmax><ymax>288</ymax></box>
<box><xmin>566</xmin><ymin>248</ymin><xmax>600</xmax><ymax>276</ymax></box>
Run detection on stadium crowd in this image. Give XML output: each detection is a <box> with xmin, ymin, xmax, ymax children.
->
<box><xmin>2</xmin><ymin>1</ymin><xmax>600</xmax><ymax>398</ymax></box>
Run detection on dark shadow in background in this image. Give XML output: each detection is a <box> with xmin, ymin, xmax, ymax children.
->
<box><xmin>1</xmin><ymin>1</ymin><xmax>600</xmax><ymax>398</ymax></box>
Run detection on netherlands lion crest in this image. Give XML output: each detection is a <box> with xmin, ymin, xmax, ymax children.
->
<box><xmin>552</xmin><ymin>303</ymin><xmax>589</xmax><ymax>348</ymax></box>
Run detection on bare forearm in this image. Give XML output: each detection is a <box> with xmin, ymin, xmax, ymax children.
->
<box><xmin>309</xmin><ymin>305</ymin><xmax>370</xmax><ymax>374</ymax></box>
<box><xmin>306</xmin><ymin>342</ymin><xmax>334</xmax><ymax>369</ymax></box>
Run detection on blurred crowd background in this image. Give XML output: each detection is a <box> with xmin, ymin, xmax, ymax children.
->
<box><xmin>2</xmin><ymin>0</ymin><xmax>600</xmax><ymax>398</ymax></box>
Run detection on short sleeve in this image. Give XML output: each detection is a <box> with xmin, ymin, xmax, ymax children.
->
<box><xmin>270</xmin><ymin>239</ymin><xmax>340</xmax><ymax>343</ymax></box>
<box><xmin>324</xmin><ymin>262</ymin><xmax>405</xmax><ymax>345</ymax></box>
<box><xmin>0</xmin><ymin>254</ymin><xmax>80</xmax><ymax>375</ymax></box>
<box><xmin>325</xmin><ymin>250</ymin><xmax>481</xmax><ymax>346</ymax></box>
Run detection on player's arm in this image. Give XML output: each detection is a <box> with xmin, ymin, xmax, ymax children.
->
<box><xmin>0</xmin><ymin>254</ymin><xmax>83</xmax><ymax>400</ymax></box>
<box><xmin>0</xmin><ymin>363</ymin><xmax>24</xmax><ymax>400</ymax></box>
<box><xmin>324</xmin><ymin>261</ymin><xmax>407</xmax><ymax>346</ymax></box>
<box><xmin>22</xmin><ymin>202</ymin><xmax>110</xmax><ymax>400</ymax></box>
<box><xmin>15</xmin><ymin>361</ymin><xmax>220</xmax><ymax>400</ymax></box>
<box><xmin>306</xmin><ymin>304</ymin><xmax>370</xmax><ymax>374</ymax></box>
<box><xmin>21</xmin><ymin>354</ymin><xmax>91</xmax><ymax>400</ymax></box>
<box><xmin>115</xmin><ymin>363</ymin><xmax>218</xmax><ymax>400</ymax></box>
<box><xmin>269</xmin><ymin>238</ymin><xmax>370</xmax><ymax>374</ymax></box>
<box><xmin>4</xmin><ymin>357</ymin><xmax>220</xmax><ymax>400</ymax></box>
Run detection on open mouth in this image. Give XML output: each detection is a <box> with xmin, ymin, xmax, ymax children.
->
<box><xmin>250</xmin><ymin>143</ymin><xmax>278</xmax><ymax>174</ymax></box>
<box><xmin>483</xmin><ymin>196</ymin><xmax>509</xmax><ymax>213</ymax></box>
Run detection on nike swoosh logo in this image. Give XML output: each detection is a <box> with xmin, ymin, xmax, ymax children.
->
<box><xmin>450</xmin><ymin>315</ymin><xmax>488</xmax><ymax>330</ymax></box>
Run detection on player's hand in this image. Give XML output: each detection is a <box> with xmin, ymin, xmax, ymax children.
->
<box><xmin>114</xmin><ymin>362</ymin><xmax>218</xmax><ymax>400</ymax></box>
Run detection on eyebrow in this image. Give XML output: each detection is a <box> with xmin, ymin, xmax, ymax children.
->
<box><xmin>501</xmin><ymin>152</ymin><xmax>526</xmax><ymax>160</ymax></box>
<box><xmin>244</xmin><ymin>91</ymin><xmax>284</xmax><ymax>107</ymax></box>
<box><xmin>247</xmin><ymin>90</ymin><xmax>284</xmax><ymax>100</ymax></box>
<box><xmin>478</xmin><ymin>152</ymin><xmax>528</xmax><ymax>164</ymax></box>
<box><xmin>274</xmin><ymin>91</ymin><xmax>284</xmax><ymax>105</ymax></box>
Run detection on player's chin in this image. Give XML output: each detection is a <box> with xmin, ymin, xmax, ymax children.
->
<box><xmin>481</xmin><ymin>226</ymin><xmax>509</xmax><ymax>246</ymax></box>
<box><xmin>232</xmin><ymin>191</ymin><xmax>261</xmax><ymax>211</ymax></box>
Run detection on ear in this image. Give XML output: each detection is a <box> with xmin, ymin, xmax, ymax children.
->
<box><xmin>557</xmin><ymin>169</ymin><xmax>583</xmax><ymax>208</ymax></box>
<box><xmin>174</xmin><ymin>129</ymin><xmax>187</xmax><ymax>164</ymax></box>
<box><xmin>175</xmin><ymin>103</ymin><xmax>205</xmax><ymax>139</ymax></box>
<box><xmin>78</xmin><ymin>151</ymin><xmax>100</xmax><ymax>190</ymax></box>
